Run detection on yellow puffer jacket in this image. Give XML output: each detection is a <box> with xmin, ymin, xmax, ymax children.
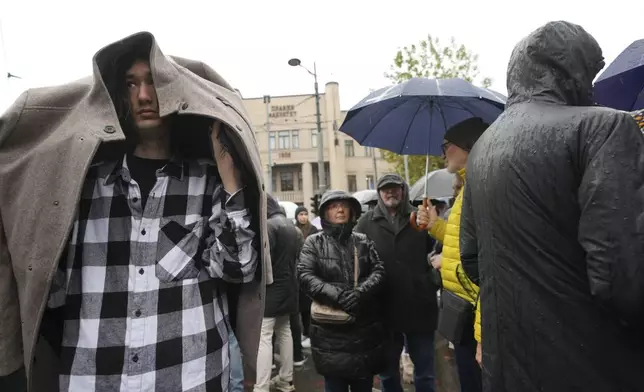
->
<box><xmin>429</xmin><ymin>168</ymin><xmax>481</xmax><ymax>342</ymax></box>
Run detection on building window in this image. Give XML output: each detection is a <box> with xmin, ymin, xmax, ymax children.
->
<box><xmin>278</xmin><ymin>131</ymin><xmax>290</xmax><ymax>149</ymax></box>
<box><xmin>347</xmin><ymin>175</ymin><xmax>357</xmax><ymax>192</ymax></box>
<box><xmin>365</xmin><ymin>147</ymin><xmax>373</xmax><ymax>157</ymax></box>
<box><xmin>269</xmin><ymin>132</ymin><xmax>276</xmax><ymax>150</ymax></box>
<box><xmin>344</xmin><ymin>140</ymin><xmax>355</xmax><ymax>157</ymax></box>
<box><xmin>291</xmin><ymin>130</ymin><xmax>299</xmax><ymax>149</ymax></box>
<box><xmin>366</xmin><ymin>175</ymin><xmax>375</xmax><ymax>189</ymax></box>
<box><xmin>298</xmin><ymin>171</ymin><xmax>303</xmax><ymax>190</ymax></box>
<box><xmin>280</xmin><ymin>171</ymin><xmax>294</xmax><ymax>191</ymax></box>
<box><xmin>272</xmin><ymin>173</ymin><xmax>277</xmax><ymax>193</ymax></box>
<box><xmin>311</xmin><ymin>129</ymin><xmax>318</xmax><ymax>148</ymax></box>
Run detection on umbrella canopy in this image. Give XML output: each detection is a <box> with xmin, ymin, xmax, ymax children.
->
<box><xmin>339</xmin><ymin>77</ymin><xmax>506</xmax><ymax>156</ymax></box>
<box><xmin>278</xmin><ymin>201</ymin><xmax>299</xmax><ymax>224</ymax></box>
<box><xmin>594</xmin><ymin>39</ymin><xmax>644</xmax><ymax>111</ymax></box>
<box><xmin>408</xmin><ymin>169</ymin><xmax>455</xmax><ymax>201</ymax></box>
<box><xmin>352</xmin><ymin>189</ymin><xmax>378</xmax><ymax>205</ymax></box>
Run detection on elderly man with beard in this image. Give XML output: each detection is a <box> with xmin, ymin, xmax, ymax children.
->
<box><xmin>355</xmin><ymin>174</ymin><xmax>439</xmax><ymax>392</ymax></box>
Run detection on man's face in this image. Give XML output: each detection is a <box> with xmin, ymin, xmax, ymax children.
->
<box><xmin>125</xmin><ymin>60</ymin><xmax>162</xmax><ymax>131</ymax></box>
<box><xmin>379</xmin><ymin>184</ymin><xmax>403</xmax><ymax>209</ymax></box>
<box><xmin>442</xmin><ymin>140</ymin><xmax>468</xmax><ymax>174</ymax></box>
<box><xmin>325</xmin><ymin>200</ymin><xmax>351</xmax><ymax>224</ymax></box>
<box><xmin>297</xmin><ymin>211</ymin><xmax>309</xmax><ymax>224</ymax></box>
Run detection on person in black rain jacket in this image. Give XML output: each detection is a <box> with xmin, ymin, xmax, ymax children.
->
<box><xmin>298</xmin><ymin>190</ymin><xmax>387</xmax><ymax>392</ymax></box>
<box><xmin>460</xmin><ymin>21</ymin><xmax>644</xmax><ymax>392</ymax></box>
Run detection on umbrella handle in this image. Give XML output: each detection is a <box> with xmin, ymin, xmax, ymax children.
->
<box><xmin>409</xmin><ymin>198</ymin><xmax>429</xmax><ymax>231</ymax></box>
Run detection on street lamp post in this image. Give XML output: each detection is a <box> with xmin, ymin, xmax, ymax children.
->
<box><xmin>288</xmin><ymin>58</ymin><xmax>326</xmax><ymax>194</ymax></box>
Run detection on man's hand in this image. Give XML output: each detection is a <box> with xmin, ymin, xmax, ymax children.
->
<box><xmin>476</xmin><ymin>342</ymin><xmax>482</xmax><ymax>367</ymax></box>
<box><xmin>211</xmin><ymin>121</ymin><xmax>242</xmax><ymax>194</ymax></box>
<box><xmin>430</xmin><ymin>254</ymin><xmax>442</xmax><ymax>270</ymax></box>
<box><xmin>416</xmin><ymin>203</ymin><xmax>438</xmax><ymax>228</ymax></box>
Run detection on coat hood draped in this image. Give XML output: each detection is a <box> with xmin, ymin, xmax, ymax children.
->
<box><xmin>506</xmin><ymin>21</ymin><xmax>605</xmax><ymax>108</ymax></box>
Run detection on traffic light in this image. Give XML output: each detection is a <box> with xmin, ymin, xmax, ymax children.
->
<box><xmin>310</xmin><ymin>194</ymin><xmax>321</xmax><ymax>216</ymax></box>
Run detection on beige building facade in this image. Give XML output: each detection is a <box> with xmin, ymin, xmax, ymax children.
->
<box><xmin>241</xmin><ymin>82</ymin><xmax>393</xmax><ymax>212</ymax></box>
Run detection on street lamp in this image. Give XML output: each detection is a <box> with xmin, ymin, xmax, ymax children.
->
<box><xmin>288</xmin><ymin>57</ymin><xmax>325</xmax><ymax>194</ymax></box>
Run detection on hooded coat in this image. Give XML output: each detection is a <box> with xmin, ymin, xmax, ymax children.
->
<box><xmin>265</xmin><ymin>196</ymin><xmax>303</xmax><ymax>317</ymax></box>
<box><xmin>298</xmin><ymin>190</ymin><xmax>387</xmax><ymax>379</ymax></box>
<box><xmin>461</xmin><ymin>21</ymin><xmax>644</xmax><ymax>391</ymax></box>
<box><xmin>0</xmin><ymin>32</ymin><xmax>271</xmax><ymax>391</ymax></box>
<box><xmin>355</xmin><ymin>174</ymin><xmax>438</xmax><ymax>334</ymax></box>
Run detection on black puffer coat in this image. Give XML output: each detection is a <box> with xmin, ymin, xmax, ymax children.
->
<box><xmin>265</xmin><ymin>195</ymin><xmax>303</xmax><ymax>317</ymax></box>
<box><xmin>461</xmin><ymin>21</ymin><xmax>644</xmax><ymax>392</ymax></box>
<box><xmin>298</xmin><ymin>190</ymin><xmax>387</xmax><ymax>379</ymax></box>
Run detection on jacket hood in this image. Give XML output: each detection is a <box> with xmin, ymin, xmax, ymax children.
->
<box><xmin>319</xmin><ymin>190</ymin><xmax>361</xmax><ymax>243</ymax></box>
<box><xmin>506</xmin><ymin>21</ymin><xmax>605</xmax><ymax>107</ymax></box>
<box><xmin>267</xmin><ymin>195</ymin><xmax>284</xmax><ymax>218</ymax></box>
<box><xmin>376</xmin><ymin>173</ymin><xmax>413</xmax><ymax>217</ymax></box>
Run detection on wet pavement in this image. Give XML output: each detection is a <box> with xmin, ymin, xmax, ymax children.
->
<box><xmin>281</xmin><ymin>334</ymin><xmax>461</xmax><ymax>392</ymax></box>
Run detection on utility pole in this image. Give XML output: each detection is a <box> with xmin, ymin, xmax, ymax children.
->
<box><xmin>313</xmin><ymin>62</ymin><xmax>325</xmax><ymax>194</ymax></box>
<box><xmin>263</xmin><ymin>95</ymin><xmax>272</xmax><ymax>194</ymax></box>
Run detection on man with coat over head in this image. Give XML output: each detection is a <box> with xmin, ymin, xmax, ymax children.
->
<box><xmin>355</xmin><ymin>174</ymin><xmax>438</xmax><ymax>392</ymax></box>
<box><xmin>0</xmin><ymin>32</ymin><xmax>269</xmax><ymax>392</ymax></box>
<box><xmin>461</xmin><ymin>21</ymin><xmax>644</xmax><ymax>391</ymax></box>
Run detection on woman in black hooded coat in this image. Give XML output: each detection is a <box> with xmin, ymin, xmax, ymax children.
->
<box><xmin>297</xmin><ymin>190</ymin><xmax>387</xmax><ymax>392</ymax></box>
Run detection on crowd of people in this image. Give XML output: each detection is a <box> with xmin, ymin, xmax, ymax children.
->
<box><xmin>2</xmin><ymin>19</ymin><xmax>644</xmax><ymax>392</ymax></box>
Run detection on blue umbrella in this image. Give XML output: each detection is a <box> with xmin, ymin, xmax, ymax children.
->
<box><xmin>339</xmin><ymin>77</ymin><xmax>506</xmax><ymax>156</ymax></box>
<box><xmin>594</xmin><ymin>39</ymin><xmax>644</xmax><ymax>111</ymax></box>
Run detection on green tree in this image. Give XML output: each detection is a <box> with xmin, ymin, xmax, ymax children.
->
<box><xmin>382</xmin><ymin>35</ymin><xmax>492</xmax><ymax>186</ymax></box>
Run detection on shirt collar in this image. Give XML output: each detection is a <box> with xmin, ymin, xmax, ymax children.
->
<box><xmin>103</xmin><ymin>153</ymin><xmax>185</xmax><ymax>185</ymax></box>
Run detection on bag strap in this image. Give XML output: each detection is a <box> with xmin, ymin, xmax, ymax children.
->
<box><xmin>353</xmin><ymin>245</ymin><xmax>359</xmax><ymax>288</ymax></box>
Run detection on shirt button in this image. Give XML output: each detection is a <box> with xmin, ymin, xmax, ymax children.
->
<box><xmin>103</xmin><ymin>125</ymin><xmax>116</xmax><ymax>134</ymax></box>
<box><xmin>132</xmin><ymin>354</ymin><xmax>139</xmax><ymax>363</ymax></box>
<box><xmin>141</xmin><ymin>229</ymin><xmax>146</xmax><ymax>235</ymax></box>
<box><xmin>133</xmin><ymin>197</ymin><xmax>139</xmax><ymax>203</ymax></box>
<box><xmin>139</xmin><ymin>268</ymin><xmax>144</xmax><ymax>275</ymax></box>
<box><xmin>135</xmin><ymin>310</ymin><xmax>142</xmax><ymax>317</ymax></box>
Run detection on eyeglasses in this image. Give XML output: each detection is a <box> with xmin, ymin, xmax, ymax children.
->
<box><xmin>441</xmin><ymin>141</ymin><xmax>452</xmax><ymax>155</ymax></box>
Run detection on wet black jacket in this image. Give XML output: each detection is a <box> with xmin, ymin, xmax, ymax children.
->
<box><xmin>355</xmin><ymin>177</ymin><xmax>438</xmax><ymax>334</ymax></box>
<box><xmin>298</xmin><ymin>190</ymin><xmax>387</xmax><ymax>379</ymax></box>
<box><xmin>461</xmin><ymin>21</ymin><xmax>644</xmax><ymax>392</ymax></box>
<box><xmin>265</xmin><ymin>196</ymin><xmax>303</xmax><ymax>317</ymax></box>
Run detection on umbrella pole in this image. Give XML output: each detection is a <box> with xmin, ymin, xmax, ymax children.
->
<box><xmin>423</xmin><ymin>154</ymin><xmax>430</xmax><ymax>197</ymax></box>
<box><xmin>410</xmin><ymin>155</ymin><xmax>431</xmax><ymax>231</ymax></box>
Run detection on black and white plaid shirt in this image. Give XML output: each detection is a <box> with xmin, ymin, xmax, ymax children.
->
<box><xmin>47</xmin><ymin>154</ymin><xmax>257</xmax><ymax>392</ymax></box>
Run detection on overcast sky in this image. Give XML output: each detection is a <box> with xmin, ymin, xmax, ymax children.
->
<box><xmin>0</xmin><ymin>0</ymin><xmax>639</xmax><ymax>113</ymax></box>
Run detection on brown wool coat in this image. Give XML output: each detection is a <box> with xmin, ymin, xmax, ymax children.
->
<box><xmin>0</xmin><ymin>31</ymin><xmax>272</xmax><ymax>391</ymax></box>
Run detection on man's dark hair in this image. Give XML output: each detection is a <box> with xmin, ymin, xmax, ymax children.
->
<box><xmin>104</xmin><ymin>42</ymin><xmax>152</xmax><ymax>149</ymax></box>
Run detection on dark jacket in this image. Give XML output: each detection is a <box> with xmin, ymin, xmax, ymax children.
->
<box><xmin>298</xmin><ymin>190</ymin><xmax>387</xmax><ymax>379</ymax></box>
<box><xmin>265</xmin><ymin>196</ymin><xmax>303</xmax><ymax>318</ymax></box>
<box><xmin>355</xmin><ymin>175</ymin><xmax>438</xmax><ymax>334</ymax></box>
<box><xmin>462</xmin><ymin>21</ymin><xmax>644</xmax><ymax>392</ymax></box>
